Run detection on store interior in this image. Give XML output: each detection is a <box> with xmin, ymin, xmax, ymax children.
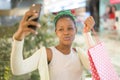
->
<box><xmin>0</xmin><ymin>0</ymin><xmax>120</xmax><ymax>80</ymax></box>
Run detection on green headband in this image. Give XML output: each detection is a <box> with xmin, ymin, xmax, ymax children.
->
<box><xmin>54</xmin><ymin>10</ymin><xmax>75</xmax><ymax>26</ymax></box>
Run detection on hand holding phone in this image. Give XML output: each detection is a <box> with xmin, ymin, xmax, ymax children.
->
<box><xmin>28</xmin><ymin>4</ymin><xmax>42</xmax><ymax>30</ymax></box>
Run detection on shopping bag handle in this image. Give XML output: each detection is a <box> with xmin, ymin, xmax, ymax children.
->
<box><xmin>91</xmin><ymin>28</ymin><xmax>100</xmax><ymax>43</ymax></box>
<box><xmin>85</xmin><ymin>27</ymin><xmax>100</xmax><ymax>47</ymax></box>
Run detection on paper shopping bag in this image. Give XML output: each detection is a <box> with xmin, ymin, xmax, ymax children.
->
<box><xmin>88</xmin><ymin>42</ymin><xmax>119</xmax><ymax>80</ymax></box>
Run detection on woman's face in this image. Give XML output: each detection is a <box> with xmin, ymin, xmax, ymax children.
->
<box><xmin>55</xmin><ymin>17</ymin><xmax>77</xmax><ymax>46</ymax></box>
<box><xmin>112</xmin><ymin>7</ymin><xmax>116</xmax><ymax>12</ymax></box>
<box><xmin>106</xmin><ymin>7</ymin><xmax>110</xmax><ymax>13</ymax></box>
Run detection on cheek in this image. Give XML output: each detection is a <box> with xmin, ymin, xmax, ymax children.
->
<box><xmin>55</xmin><ymin>31</ymin><xmax>61</xmax><ymax>38</ymax></box>
<box><xmin>70</xmin><ymin>31</ymin><xmax>76</xmax><ymax>40</ymax></box>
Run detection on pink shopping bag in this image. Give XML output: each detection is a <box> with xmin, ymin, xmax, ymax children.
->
<box><xmin>88</xmin><ymin>42</ymin><xmax>119</xmax><ymax>80</ymax></box>
<box><xmin>86</xmin><ymin>29</ymin><xmax>119</xmax><ymax>80</ymax></box>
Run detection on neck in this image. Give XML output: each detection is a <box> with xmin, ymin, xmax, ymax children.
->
<box><xmin>56</xmin><ymin>44</ymin><xmax>72</xmax><ymax>55</ymax></box>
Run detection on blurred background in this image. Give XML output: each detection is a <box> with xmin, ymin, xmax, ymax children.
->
<box><xmin>0</xmin><ymin>0</ymin><xmax>120</xmax><ymax>80</ymax></box>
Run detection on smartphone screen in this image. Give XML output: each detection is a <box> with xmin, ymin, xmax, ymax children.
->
<box><xmin>28</xmin><ymin>4</ymin><xmax>42</xmax><ymax>30</ymax></box>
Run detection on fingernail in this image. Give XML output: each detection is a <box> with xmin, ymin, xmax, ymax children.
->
<box><xmin>38</xmin><ymin>24</ymin><xmax>41</xmax><ymax>28</ymax></box>
<box><xmin>35</xmin><ymin>32</ymin><xmax>38</xmax><ymax>35</ymax></box>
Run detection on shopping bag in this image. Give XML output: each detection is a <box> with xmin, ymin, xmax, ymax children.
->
<box><xmin>86</xmin><ymin>29</ymin><xmax>119</xmax><ymax>80</ymax></box>
<box><xmin>88</xmin><ymin>42</ymin><xmax>119</xmax><ymax>80</ymax></box>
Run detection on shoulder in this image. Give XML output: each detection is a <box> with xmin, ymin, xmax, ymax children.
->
<box><xmin>74</xmin><ymin>47</ymin><xmax>86</xmax><ymax>54</ymax></box>
<box><xmin>72</xmin><ymin>48</ymin><xmax>77</xmax><ymax>52</ymax></box>
<box><xmin>73</xmin><ymin>47</ymin><xmax>85</xmax><ymax>53</ymax></box>
<box><xmin>46</xmin><ymin>48</ymin><xmax>52</xmax><ymax>53</ymax></box>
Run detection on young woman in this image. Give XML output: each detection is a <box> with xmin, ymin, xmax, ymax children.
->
<box><xmin>11</xmin><ymin>10</ymin><xmax>95</xmax><ymax>80</ymax></box>
<box><xmin>109</xmin><ymin>5</ymin><xmax>117</xmax><ymax>30</ymax></box>
<box><xmin>101</xmin><ymin>5</ymin><xmax>111</xmax><ymax>30</ymax></box>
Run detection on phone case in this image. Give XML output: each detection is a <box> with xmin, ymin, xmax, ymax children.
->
<box><xmin>28</xmin><ymin>4</ymin><xmax>42</xmax><ymax>30</ymax></box>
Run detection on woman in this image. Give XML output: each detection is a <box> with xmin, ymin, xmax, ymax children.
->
<box><xmin>101</xmin><ymin>5</ymin><xmax>111</xmax><ymax>30</ymax></box>
<box><xmin>109</xmin><ymin>5</ymin><xmax>117</xmax><ymax>30</ymax></box>
<box><xmin>11</xmin><ymin>10</ymin><xmax>95</xmax><ymax>80</ymax></box>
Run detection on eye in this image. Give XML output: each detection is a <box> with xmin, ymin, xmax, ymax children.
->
<box><xmin>58</xmin><ymin>28</ymin><xmax>63</xmax><ymax>31</ymax></box>
<box><xmin>68</xmin><ymin>27</ymin><xmax>74</xmax><ymax>30</ymax></box>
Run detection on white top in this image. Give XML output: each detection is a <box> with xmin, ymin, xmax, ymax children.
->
<box><xmin>49</xmin><ymin>47</ymin><xmax>83</xmax><ymax>80</ymax></box>
<box><xmin>11</xmin><ymin>32</ymin><xmax>94</xmax><ymax>80</ymax></box>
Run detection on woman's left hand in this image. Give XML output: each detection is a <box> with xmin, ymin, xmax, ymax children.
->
<box><xmin>83</xmin><ymin>16</ymin><xmax>95</xmax><ymax>33</ymax></box>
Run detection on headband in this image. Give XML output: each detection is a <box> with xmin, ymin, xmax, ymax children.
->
<box><xmin>54</xmin><ymin>10</ymin><xmax>75</xmax><ymax>26</ymax></box>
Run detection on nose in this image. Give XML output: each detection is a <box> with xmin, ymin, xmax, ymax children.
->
<box><xmin>63</xmin><ymin>29</ymin><xmax>69</xmax><ymax>35</ymax></box>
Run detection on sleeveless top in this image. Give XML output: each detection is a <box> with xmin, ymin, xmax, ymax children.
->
<box><xmin>48</xmin><ymin>47</ymin><xmax>84</xmax><ymax>80</ymax></box>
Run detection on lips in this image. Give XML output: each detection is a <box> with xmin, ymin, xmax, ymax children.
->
<box><xmin>63</xmin><ymin>37</ymin><xmax>71</xmax><ymax>41</ymax></box>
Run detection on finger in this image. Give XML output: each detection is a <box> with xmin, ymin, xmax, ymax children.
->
<box><xmin>89</xmin><ymin>16</ymin><xmax>95</xmax><ymax>22</ymax></box>
<box><xmin>86</xmin><ymin>19</ymin><xmax>95</xmax><ymax>25</ymax></box>
<box><xmin>84</xmin><ymin>16</ymin><xmax>95</xmax><ymax>27</ymax></box>
<box><xmin>28</xmin><ymin>15</ymin><xmax>39</xmax><ymax>21</ymax></box>
<box><xmin>25</xmin><ymin>28</ymin><xmax>38</xmax><ymax>35</ymax></box>
<box><xmin>87</xmin><ymin>17</ymin><xmax>93</xmax><ymax>22</ymax></box>
<box><xmin>84</xmin><ymin>21</ymin><xmax>91</xmax><ymax>26</ymax></box>
<box><xmin>84</xmin><ymin>17</ymin><xmax>91</xmax><ymax>23</ymax></box>
<box><xmin>30</xmin><ymin>29</ymin><xmax>38</xmax><ymax>35</ymax></box>
<box><xmin>27</xmin><ymin>21</ymin><xmax>41</xmax><ymax>28</ymax></box>
<box><xmin>86</xmin><ymin>16</ymin><xmax>94</xmax><ymax>22</ymax></box>
<box><xmin>23</xmin><ymin>10</ymin><xmax>38</xmax><ymax>21</ymax></box>
<box><xmin>90</xmin><ymin>16</ymin><xmax>94</xmax><ymax>20</ymax></box>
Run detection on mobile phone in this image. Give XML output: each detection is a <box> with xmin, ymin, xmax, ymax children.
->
<box><xmin>28</xmin><ymin>4</ymin><xmax>42</xmax><ymax>30</ymax></box>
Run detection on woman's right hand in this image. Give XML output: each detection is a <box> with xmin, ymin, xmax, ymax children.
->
<box><xmin>14</xmin><ymin>10</ymin><xmax>41</xmax><ymax>41</ymax></box>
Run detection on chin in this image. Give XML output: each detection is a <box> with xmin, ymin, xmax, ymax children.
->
<box><xmin>63</xmin><ymin>41</ymin><xmax>72</xmax><ymax>46</ymax></box>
